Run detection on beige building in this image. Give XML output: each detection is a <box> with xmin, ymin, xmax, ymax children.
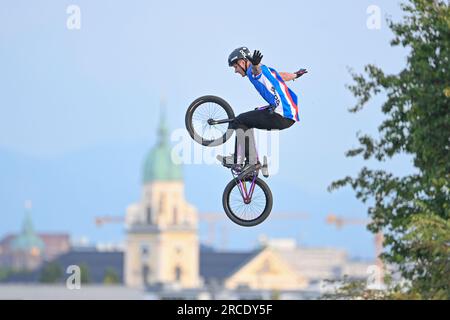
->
<box><xmin>198</xmin><ymin>238</ymin><xmax>371</xmax><ymax>294</ymax></box>
<box><xmin>224</xmin><ymin>246</ymin><xmax>309</xmax><ymax>291</ymax></box>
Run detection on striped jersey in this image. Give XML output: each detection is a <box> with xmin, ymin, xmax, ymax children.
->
<box><xmin>246</xmin><ymin>65</ymin><xmax>299</xmax><ymax>122</ymax></box>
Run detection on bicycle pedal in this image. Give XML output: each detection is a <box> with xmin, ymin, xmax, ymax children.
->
<box><xmin>262</xmin><ymin>156</ymin><xmax>269</xmax><ymax>178</ymax></box>
<box><xmin>261</xmin><ymin>165</ymin><xmax>269</xmax><ymax>178</ymax></box>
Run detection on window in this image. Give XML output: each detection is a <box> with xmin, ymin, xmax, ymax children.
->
<box><xmin>140</xmin><ymin>244</ymin><xmax>150</xmax><ymax>259</ymax></box>
<box><xmin>175</xmin><ymin>266</ymin><xmax>182</xmax><ymax>282</ymax></box>
<box><xmin>142</xmin><ymin>264</ymin><xmax>151</xmax><ymax>286</ymax></box>
<box><xmin>159</xmin><ymin>193</ymin><xmax>166</xmax><ymax>214</ymax></box>
<box><xmin>146</xmin><ymin>207</ymin><xmax>152</xmax><ymax>224</ymax></box>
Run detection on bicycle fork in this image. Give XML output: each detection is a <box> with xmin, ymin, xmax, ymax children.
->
<box><xmin>232</xmin><ymin>168</ymin><xmax>257</xmax><ymax>204</ymax></box>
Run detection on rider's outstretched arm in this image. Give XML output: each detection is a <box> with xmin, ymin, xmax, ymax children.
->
<box><xmin>280</xmin><ymin>69</ymin><xmax>308</xmax><ymax>82</ymax></box>
<box><xmin>279</xmin><ymin>72</ymin><xmax>297</xmax><ymax>82</ymax></box>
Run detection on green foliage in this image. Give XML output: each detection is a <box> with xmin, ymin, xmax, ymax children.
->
<box><xmin>270</xmin><ymin>290</ymin><xmax>281</xmax><ymax>300</ymax></box>
<box><xmin>79</xmin><ymin>263</ymin><xmax>91</xmax><ymax>284</ymax></box>
<box><xmin>0</xmin><ymin>267</ymin><xmax>12</xmax><ymax>282</ymax></box>
<box><xmin>103</xmin><ymin>267</ymin><xmax>120</xmax><ymax>284</ymax></box>
<box><xmin>321</xmin><ymin>276</ymin><xmax>388</xmax><ymax>300</ymax></box>
<box><xmin>330</xmin><ymin>0</ymin><xmax>450</xmax><ymax>299</ymax></box>
<box><xmin>39</xmin><ymin>261</ymin><xmax>63</xmax><ymax>283</ymax></box>
<box><xmin>397</xmin><ymin>214</ymin><xmax>450</xmax><ymax>298</ymax></box>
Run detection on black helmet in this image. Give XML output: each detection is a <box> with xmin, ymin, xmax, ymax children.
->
<box><xmin>228</xmin><ymin>47</ymin><xmax>251</xmax><ymax>67</ymax></box>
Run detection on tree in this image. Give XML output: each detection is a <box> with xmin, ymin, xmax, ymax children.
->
<box><xmin>329</xmin><ymin>0</ymin><xmax>450</xmax><ymax>299</ymax></box>
<box><xmin>321</xmin><ymin>276</ymin><xmax>388</xmax><ymax>300</ymax></box>
<box><xmin>0</xmin><ymin>267</ymin><xmax>12</xmax><ymax>282</ymax></box>
<box><xmin>39</xmin><ymin>262</ymin><xmax>63</xmax><ymax>283</ymax></box>
<box><xmin>79</xmin><ymin>263</ymin><xmax>91</xmax><ymax>284</ymax></box>
<box><xmin>392</xmin><ymin>214</ymin><xmax>450</xmax><ymax>298</ymax></box>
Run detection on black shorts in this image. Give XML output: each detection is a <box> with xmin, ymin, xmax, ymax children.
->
<box><xmin>230</xmin><ymin>108</ymin><xmax>296</xmax><ymax>131</ymax></box>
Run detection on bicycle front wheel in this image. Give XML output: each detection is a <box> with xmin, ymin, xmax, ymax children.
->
<box><xmin>222</xmin><ymin>176</ymin><xmax>273</xmax><ymax>227</ymax></box>
<box><xmin>185</xmin><ymin>95</ymin><xmax>235</xmax><ymax>147</ymax></box>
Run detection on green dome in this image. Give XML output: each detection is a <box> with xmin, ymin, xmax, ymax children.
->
<box><xmin>142</xmin><ymin>112</ymin><xmax>183</xmax><ymax>183</ymax></box>
<box><xmin>11</xmin><ymin>211</ymin><xmax>45</xmax><ymax>252</ymax></box>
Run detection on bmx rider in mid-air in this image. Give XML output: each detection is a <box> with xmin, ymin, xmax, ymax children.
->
<box><xmin>217</xmin><ymin>46</ymin><xmax>307</xmax><ymax>172</ymax></box>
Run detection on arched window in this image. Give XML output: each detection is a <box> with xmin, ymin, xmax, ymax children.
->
<box><xmin>142</xmin><ymin>264</ymin><xmax>151</xmax><ymax>286</ymax></box>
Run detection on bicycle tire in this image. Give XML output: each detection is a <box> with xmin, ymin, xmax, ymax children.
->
<box><xmin>185</xmin><ymin>95</ymin><xmax>235</xmax><ymax>147</ymax></box>
<box><xmin>222</xmin><ymin>176</ymin><xmax>273</xmax><ymax>227</ymax></box>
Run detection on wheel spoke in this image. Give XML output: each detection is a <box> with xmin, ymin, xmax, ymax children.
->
<box><xmin>191</xmin><ymin>102</ymin><xmax>230</xmax><ymax>143</ymax></box>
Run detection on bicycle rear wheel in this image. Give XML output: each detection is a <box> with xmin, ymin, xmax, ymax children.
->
<box><xmin>222</xmin><ymin>176</ymin><xmax>273</xmax><ymax>227</ymax></box>
<box><xmin>185</xmin><ymin>95</ymin><xmax>235</xmax><ymax>147</ymax></box>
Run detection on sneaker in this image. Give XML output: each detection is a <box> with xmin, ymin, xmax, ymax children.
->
<box><xmin>216</xmin><ymin>154</ymin><xmax>236</xmax><ymax>168</ymax></box>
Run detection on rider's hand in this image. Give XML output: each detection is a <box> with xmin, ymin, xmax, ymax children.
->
<box><xmin>294</xmin><ymin>68</ymin><xmax>308</xmax><ymax>78</ymax></box>
<box><xmin>247</xmin><ymin>50</ymin><xmax>263</xmax><ymax>66</ymax></box>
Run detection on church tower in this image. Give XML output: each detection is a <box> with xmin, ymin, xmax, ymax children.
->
<box><xmin>10</xmin><ymin>201</ymin><xmax>45</xmax><ymax>270</ymax></box>
<box><xmin>124</xmin><ymin>112</ymin><xmax>200</xmax><ymax>289</ymax></box>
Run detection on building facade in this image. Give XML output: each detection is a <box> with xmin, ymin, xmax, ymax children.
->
<box><xmin>124</xmin><ymin>115</ymin><xmax>200</xmax><ymax>288</ymax></box>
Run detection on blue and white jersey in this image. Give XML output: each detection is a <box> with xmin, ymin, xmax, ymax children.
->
<box><xmin>246</xmin><ymin>65</ymin><xmax>299</xmax><ymax>122</ymax></box>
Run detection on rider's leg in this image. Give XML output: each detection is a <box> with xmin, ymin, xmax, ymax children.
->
<box><xmin>234</xmin><ymin>127</ymin><xmax>249</xmax><ymax>165</ymax></box>
<box><xmin>217</xmin><ymin>127</ymin><xmax>248</xmax><ymax>167</ymax></box>
<box><xmin>219</xmin><ymin>108</ymin><xmax>294</xmax><ymax>167</ymax></box>
<box><xmin>231</xmin><ymin>126</ymin><xmax>259</xmax><ymax>168</ymax></box>
<box><xmin>244</xmin><ymin>129</ymin><xmax>258</xmax><ymax>165</ymax></box>
<box><xmin>232</xmin><ymin>109</ymin><xmax>294</xmax><ymax>164</ymax></box>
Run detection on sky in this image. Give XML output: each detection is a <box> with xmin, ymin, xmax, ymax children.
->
<box><xmin>0</xmin><ymin>0</ymin><xmax>415</xmax><ymax>259</ymax></box>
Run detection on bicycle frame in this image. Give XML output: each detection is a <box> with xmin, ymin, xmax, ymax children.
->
<box><xmin>207</xmin><ymin>118</ymin><xmax>234</xmax><ymax>125</ymax></box>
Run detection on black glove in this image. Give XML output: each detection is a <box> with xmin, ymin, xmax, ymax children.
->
<box><xmin>294</xmin><ymin>68</ymin><xmax>308</xmax><ymax>78</ymax></box>
<box><xmin>247</xmin><ymin>50</ymin><xmax>263</xmax><ymax>65</ymax></box>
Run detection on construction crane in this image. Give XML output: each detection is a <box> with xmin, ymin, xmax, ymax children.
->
<box><xmin>326</xmin><ymin>213</ymin><xmax>385</xmax><ymax>281</ymax></box>
<box><xmin>95</xmin><ymin>215</ymin><xmax>124</xmax><ymax>227</ymax></box>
